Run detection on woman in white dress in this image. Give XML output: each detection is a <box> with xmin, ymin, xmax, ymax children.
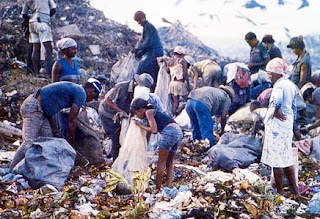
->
<box><xmin>262</xmin><ymin>58</ymin><xmax>300</xmax><ymax>199</ymax></box>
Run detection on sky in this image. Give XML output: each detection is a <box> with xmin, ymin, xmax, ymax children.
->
<box><xmin>90</xmin><ymin>0</ymin><xmax>320</xmax><ymax>58</ymax></box>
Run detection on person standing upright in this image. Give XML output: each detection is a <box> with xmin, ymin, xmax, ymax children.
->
<box><xmin>262</xmin><ymin>58</ymin><xmax>300</xmax><ymax>199</ymax></box>
<box><xmin>262</xmin><ymin>34</ymin><xmax>282</xmax><ymax>59</ymax></box>
<box><xmin>245</xmin><ymin>32</ymin><xmax>270</xmax><ymax>74</ymax></box>
<box><xmin>287</xmin><ymin>36</ymin><xmax>312</xmax><ymax>88</ymax></box>
<box><xmin>22</xmin><ymin>0</ymin><xmax>56</xmax><ymax>76</ymax></box>
<box><xmin>132</xmin><ymin>11</ymin><xmax>164</xmax><ymax>92</ymax></box>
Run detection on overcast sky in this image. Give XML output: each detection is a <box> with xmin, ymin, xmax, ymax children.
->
<box><xmin>91</xmin><ymin>0</ymin><xmax>320</xmax><ymax>57</ymax></box>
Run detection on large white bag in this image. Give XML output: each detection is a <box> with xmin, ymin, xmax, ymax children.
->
<box><xmin>112</xmin><ymin>119</ymin><xmax>148</xmax><ymax>187</ymax></box>
<box><xmin>155</xmin><ymin>62</ymin><xmax>173</xmax><ymax>115</ymax></box>
<box><xmin>111</xmin><ymin>52</ymin><xmax>139</xmax><ymax>83</ymax></box>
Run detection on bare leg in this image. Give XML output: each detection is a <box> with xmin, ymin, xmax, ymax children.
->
<box><xmin>273</xmin><ymin>167</ymin><xmax>284</xmax><ymax>195</ymax></box>
<box><xmin>156</xmin><ymin>148</ymin><xmax>169</xmax><ymax>190</ymax></box>
<box><xmin>43</xmin><ymin>41</ymin><xmax>53</xmax><ymax>77</ymax></box>
<box><xmin>284</xmin><ymin>166</ymin><xmax>300</xmax><ymax>198</ymax></box>
<box><xmin>32</xmin><ymin>43</ymin><xmax>41</xmax><ymax>75</ymax></box>
<box><xmin>173</xmin><ymin>95</ymin><xmax>179</xmax><ymax>115</ymax></box>
<box><xmin>165</xmin><ymin>151</ymin><xmax>176</xmax><ymax>188</ymax></box>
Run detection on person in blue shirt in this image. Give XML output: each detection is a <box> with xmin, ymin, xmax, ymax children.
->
<box><xmin>132</xmin><ymin>11</ymin><xmax>164</xmax><ymax>92</ymax></box>
<box><xmin>245</xmin><ymin>32</ymin><xmax>270</xmax><ymax>74</ymax></box>
<box><xmin>262</xmin><ymin>34</ymin><xmax>282</xmax><ymax>59</ymax></box>
<box><xmin>10</xmin><ymin>79</ymin><xmax>102</xmax><ymax>169</ymax></box>
<box><xmin>52</xmin><ymin>38</ymin><xmax>80</xmax><ymax>83</ymax></box>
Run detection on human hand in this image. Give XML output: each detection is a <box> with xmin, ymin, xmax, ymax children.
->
<box><xmin>273</xmin><ymin>109</ymin><xmax>286</xmax><ymax>121</ymax></box>
<box><xmin>118</xmin><ymin>111</ymin><xmax>128</xmax><ymax>119</ymax></box>
<box><xmin>131</xmin><ymin>48</ymin><xmax>138</xmax><ymax>54</ymax></box>
<box><xmin>300</xmin><ymin>128</ymin><xmax>309</xmax><ymax>135</ymax></box>
<box><xmin>53</xmin><ymin>130</ymin><xmax>64</xmax><ymax>138</ymax></box>
<box><xmin>134</xmin><ymin>120</ymin><xmax>144</xmax><ymax>128</ymax></box>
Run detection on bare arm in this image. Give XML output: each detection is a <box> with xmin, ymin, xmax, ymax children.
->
<box><xmin>67</xmin><ymin>103</ymin><xmax>80</xmax><ymax>146</ymax></box>
<box><xmin>182</xmin><ymin>60</ymin><xmax>190</xmax><ymax>90</ymax></box>
<box><xmin>135</xmin><ymin>109</ymin><xmax>158</xmax><ymax>134</ymax></box>
<box><xmin>105</xmin><ymin>97</ymin><xmax>127</xmax><ymax>115</ymax></box>
<box><xmin>220</xmin><ymin>110</ymin><xmax>228</xmax><ymax>135</ymax></box>
<box><xmin>51</xmin><ymin>61</ymin><xmax>62</xmax><ymax>83</ymax></box>
<box><xmin>191</xmin><ymin>66</ymin><xmax>200</xmax><ymax>89</ymax></box>
<box><xmin>299</xmin><ymin>63</ymin><xmax>309</xmax><ymax>88</ymax></box>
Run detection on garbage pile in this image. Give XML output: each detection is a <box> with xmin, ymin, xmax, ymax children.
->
<box><xmin>0</xmin><ymin>0</ymin><xmax>139</xmax><ymax>76</ymax></box>
<box><xmin>158</xmin><ymin>20</ymin><xmax>218</xmax><ymax>59</ymax></box>
<box><xmin>1</xmin><ymin>130</ymin><xmax>320</xmax><ymax>218</ymax></box>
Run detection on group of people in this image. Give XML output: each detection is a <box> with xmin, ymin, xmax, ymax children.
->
<box><xmin>12</xmin><ymin>2</ymin><xmax>319</xmax><ymax>197</ymax></box>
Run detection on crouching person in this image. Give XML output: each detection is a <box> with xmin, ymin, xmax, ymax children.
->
<box><xmin>185</xmin><ymin>85</ymin><xmax>234</xmax><ymax>146</ymax></box>
<box><xmin>131</xmin><ymin>99</ymin><xmax>183</xmax><ymax>190</ymax></box>
<box><xmin>10</xmin><ymin>79</ymin><xmax>102</xmax><ymax>169</ymax></box>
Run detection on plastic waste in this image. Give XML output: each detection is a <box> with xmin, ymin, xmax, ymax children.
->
<box><xmin>155</xmin><ymin>62</ymin><xmax>173</xmax><ymax>116</ymax></box>
<box><xmin>307</xmin><ymin>192</ymin><xmax>320</xmax><ymax>215</ymax></box>
<box><xmin>112</xmin><ymin>118</ymin><xmax>148</xmax><ymax>187</ymax></box>
<box><xmin>111</xmin><ymin>52</ymin><xmax>139</xmax><ymax>83</ymax></box>
<box><xmin>13</xmin><ymin>137</ymin><xmax>76</xmax><ymax>190</ymax></box>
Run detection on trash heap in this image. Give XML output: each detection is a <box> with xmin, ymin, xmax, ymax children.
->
<box><xmin>1</xmin><ymin>130</ymin><xmax>320</xmax><ymax>218</ymax></box>
<box><xmin>158</xmin><ymin>20</ymin><xmax>219</xmax><ymax>59</ymax></box>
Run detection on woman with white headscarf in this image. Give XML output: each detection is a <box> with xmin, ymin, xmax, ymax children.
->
<box><xmin>262</xmin><ymin>58</ymin><xmax>300</xmax><ymax>199</ymax></box>
<box><xmin>51</xmin><ymin>37</ymin><xmax>80</xmax><ymax>83</ymax></box>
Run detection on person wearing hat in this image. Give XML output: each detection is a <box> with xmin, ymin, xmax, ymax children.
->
<box><xmin>51</xmin><ymin>37</ymin><xmax>80</xmax><ymax>83</ymax></box>
<box><xmin>287</xmin><ymin>36</ymin><xmax>312</xmax><ymax>88</ymax></box>
<box><xmin>262</xmin><ymin>57</ymin><xmax>300</xmax><ymax>199</ymax></box>
<box><xmin>245</xmin><ymin>32</ymin><xmax>270</xmax><ymax>74</ymax></box>
<box><xmin>98</xmin><ymin>73</ymin><xmax>154</xmax><ymax>159</ymax></box>
<box><xmin>132</xmin><ymin>11</ymin><xmax>164</xmax><ymax>92</ymax></box>
<box><xmin>185</xmin><ymin>85</ymin><xmax>234</xmax><ymax>146</ymax></box>
<box><xmin>166</xmin><ymin>46</ymin><xmax>190</xmax><ymax>115</ymax></box>
<box><xmin>262</xmin><ymin>34</ymin><xmax>282</xmax><ymax>59</ymax></box>
<box><xmin>10</xmin><ymin>78</ymin><xmax>102</xmax><ymax>169</ymax></box>
<box><xmin>132</xmin><ymin>73</ymin><xmax>165</xmax><ymax>113</ymax></box>
<box><xmin>190</xmin><ymin>59</ymin><xmax>223</xmax><ymax>89</ymax></box>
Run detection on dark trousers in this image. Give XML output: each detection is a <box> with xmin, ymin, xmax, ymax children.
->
<box><xmin>100</xmin><ymin>115</ymin><xmax>121</xmax><ymax>159</ymax></box>
<box><xmin>136</xmin><ymin>54</ymin><xmax>159</xmax><ymax>92</ymax></box>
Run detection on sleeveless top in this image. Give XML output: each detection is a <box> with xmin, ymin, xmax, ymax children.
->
<box><xmin>169</xmin><ymin>58</ymin><xmax>184</xmax><ymax>81</ymax></box>
<box><xmin>58</xmin><ymin>58</ymin><xmax>80</xmax><ymax>83</ymax></box>
<box><xmin>153</xmin><ymin>111</ymin><xmax>175</xmax><ymax>132</ymax></box>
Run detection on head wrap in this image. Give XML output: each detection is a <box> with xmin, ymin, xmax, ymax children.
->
<box><xmin>266</xmin><ymin>58</ymin><xmax>288</xmax><ymax>76</ymax></box>
<box><xmin>56</xmin><ymin>38</ymin><xmax>77</xmax><ymax>52</ymax></box>
<box><xmin>134</xmin><ymin>11</ymin><xmax>146</xmax><ymax>21</ymax></box>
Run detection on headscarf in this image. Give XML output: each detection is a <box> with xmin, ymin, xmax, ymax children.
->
<box><xmin>56</xmin><ymin>38</ymin><xmax>77</xmax><ymax>52</ymax></box>
<box><xmin>266</xmin><ymin>57</ymin><xmax>289</xmax><ymax>76</ymax></box>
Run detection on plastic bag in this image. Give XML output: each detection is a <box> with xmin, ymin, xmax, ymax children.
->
<box><xmin>155</xmin><ymin>62</ymin><xmax>173</xmax><ymax>116</ymax></box>
<box><xmin>111</xmin><ymin>52</ymin><xmax>139</xmax><ymax>83</ymax></box>
<box><xmin>13</xmin><ymin>137</ymin><xmax>76</xmax><ymax>190</ymax></box>
<box><xmin>228</xmin><ymin>105</ymin><xmax>252</xmax><ymax>123</ymax></box>
<box><xmin>112</xmin><ymin>118</ymin><xmax>148</xmax><ymax>187</ymax></box>
<box><xmin>119</xmin><ymin>117</ymin><xmax>130</xmax><ymax>146</ymax></box>
<box><xmin>203</xmin><ymin>133</ymin><xmax>261</xmax><ymax>172</ymax></box>
<box><xmin>74</xmin><ymin>116</ymin><xmax>105</xmax><ymax>166</ymax></box>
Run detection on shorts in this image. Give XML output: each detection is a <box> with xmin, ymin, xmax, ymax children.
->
<box><xmin>158</xmin><ymin>124</ymin><xmax>183</xmax><ymax>152</ymax></box>
<box><xmin>29</xmin><ymin>22</ymin><xmax>53</xmax><ymax>44</ymax></box>
<box><xmin>169</xmin><ymin>81</ymin><xmax>188</xmax><ymax>96</ymax></box>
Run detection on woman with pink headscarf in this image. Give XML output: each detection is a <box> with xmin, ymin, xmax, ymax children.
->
<box><xmin>262</xmin><ymin>58</ymin><xmax>300</xmax><ymax>199</ymax></box>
